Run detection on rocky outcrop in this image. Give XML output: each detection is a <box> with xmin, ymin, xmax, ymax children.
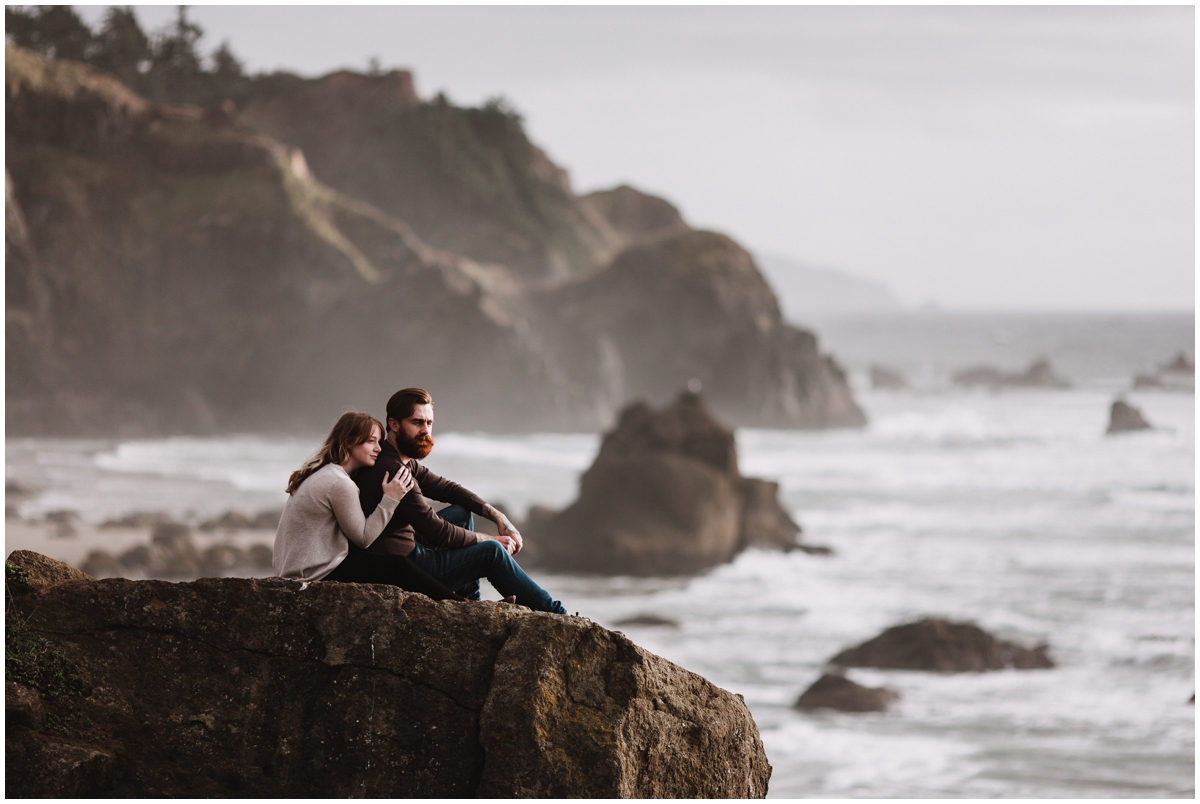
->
<box><xmin>829</xmin><ymin>618</ymin><xmax>1053</xmax><ymax>673</ymax></box>
<box><xmin>5</xmin><ymin>550</ymin><xmax>770</xmax><ymax>798</ymax></box>
<box><xmin>535</xmin><ymin>232</ymin><xmax>867</xmax><ymax>429</ymax></box>
<box><xmin>7</xmin><ymin>43</ymin><xmax>864</xmax><ymax>435</ymax></box>
<box><xmin>953</xmin><ymin>358</ymin><xmax>1070</xmax><ymax>389</ymax></box>
<box><xmin>794</xmin><ymin>674</ymin><xmax>898</xmax><ymax>713</ymax></box>
<box><xmin>581</xmin><ymin>184</ymin><xmax>690</xmax><ymax>246</ymax></box>
<box><xmin>1106</xmin><ymin>399</ymin><xmax>1152</xmax><ymax>434</ymax></box>
<box><xmin>526</xmin><ymin>392</ymin><xmax>814</xmax><ymax>576</ymax></box>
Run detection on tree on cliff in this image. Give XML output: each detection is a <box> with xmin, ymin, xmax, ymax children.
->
<box><xmin>5</xmin><ymin>5</ymin><xmax>247</xmax><ymax>106</ymax></box>
<box><xmin>90</xmin><ymin>7</ymin><xmax>152</xmax><ymax>87</ymax></box>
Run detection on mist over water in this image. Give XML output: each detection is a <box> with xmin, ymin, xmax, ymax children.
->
<box><xmin>5</xmin><ymin>313</ymin><xmax>1193</xmax><ymax>797</ymax></box>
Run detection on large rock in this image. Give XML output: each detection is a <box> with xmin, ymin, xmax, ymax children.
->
<box><xmin>527</xmin><ymin>393</ymin><xmax>811</xmax><ymax>575</ymax></box>
<box><xmin>793</xmin><ymin>673</ymin><xmax>898</xmax><ymax>713</ymax></box>
<box><xmin>4</xmin><ymin>551</ymin><xmax>770</xmax><ymax>798</ymax></box>
<box><xmin>829</xmin><ymin>618</ymin><xmax>1054</xmax><ymax>673</ymax></box>
<box><xmin>1106</xmin><ymin>399</ymin><xmax>1152</xmax><ymax>434</ymax></box>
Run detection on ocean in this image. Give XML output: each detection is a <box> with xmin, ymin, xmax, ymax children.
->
<box><xmin>5</xmin><ymin>311</ymin><xmax>1194</xmax><ymax>797</ymax></box>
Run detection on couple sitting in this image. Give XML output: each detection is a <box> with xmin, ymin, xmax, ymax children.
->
<box><xmin>272</xmin><ymin>387</ymin><xmax>567</xmax><ymax>614</ymax></box>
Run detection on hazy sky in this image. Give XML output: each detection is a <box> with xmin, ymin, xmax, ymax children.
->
<box><xmin>77</xmin><ymin>5</ymin><xmax>1195</xmax><ymax>311</ymax></box>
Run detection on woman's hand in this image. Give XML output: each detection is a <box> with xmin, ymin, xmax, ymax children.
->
<box><xmin>382</xmin><ymin>464</ymin><xmax>416</xmax><ymax>501</ymax></box>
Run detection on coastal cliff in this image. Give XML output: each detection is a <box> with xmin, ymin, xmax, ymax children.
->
<box><xmin>6</xmin><ymin>43</ymin><xmax>863</xmax><ymax>435</ymax></box>
<box><xmin>5</xmin><ymin>551</ymin><xmax>771</xmax><ymax>798</ymax></box>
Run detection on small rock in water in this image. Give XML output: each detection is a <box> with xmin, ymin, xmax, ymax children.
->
<box><xmin>1106</xmin><ymin>399</ymin><xmax>1152</xmax><ymax>434</ymax></box>
<box><xmin>794</xmin><ymin>673</ymin><xmax>898</xmax><ymax>713</ymax></box>
<box><xmin>869</xmin><ymin>365</ymin><xmax>908</xmax><ymax>390</ymax></box>
<box><xmin>101</xmin><ymin>511</ymin><xmax>172</xmax><ymax>529</ymax></box>
<box><xmin>44</xmin><ymin>510</ymin><xmax>78</xmax><ymax>539</ymax></box>
<box><xmin>81</xmin><ymin>550</ymin><xmax>123</xmax><ymax>579</ymax></box>
<box><xmin>829</xmin><ymin>617</ymin><xmax>1054</xmax><ymax>673</ymax></box>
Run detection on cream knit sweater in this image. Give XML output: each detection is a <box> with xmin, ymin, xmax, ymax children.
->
<box><xmin>272</xmin><ymin>462</ymin><xmax>401</xmax><ymax>582</ymax></box>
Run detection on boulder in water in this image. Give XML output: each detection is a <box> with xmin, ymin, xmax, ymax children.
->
<box><xmin>794</xmin><ymin>673</ymin><xmax>898</xmax><ymax>713</ymax></box>
<box><xmin>526</xmin><ymin>392</ymin><xmax>813</xmax><ymax>576</ymax></box>
<box><xmin>1106</xmin><ymin>399</ymin><xmax>1152</xmax><ymax>434</ymax></box>
<box><xmin>828</xmin><ymin>617</ymin><xmax>1054</xmax><ymax>673</ymax></box>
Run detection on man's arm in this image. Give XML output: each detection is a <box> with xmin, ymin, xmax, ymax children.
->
<box><xmin>413</xmin><ymin>463</ymin><xmax>521</xmax><ymax>553</ymax></box>
<box><xmin>480</xmin><ymin>503</ymin><xmax>522</xmax><ymax>553</ymax></box>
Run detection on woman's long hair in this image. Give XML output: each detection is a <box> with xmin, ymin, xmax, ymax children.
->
<box><xmin>286</xmin><ymin>411</ymin><xmax>383</xmax><ymax>495</ymax></box>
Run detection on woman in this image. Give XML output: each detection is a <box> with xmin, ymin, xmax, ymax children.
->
<box><xmin>273</xmin><ymin>411</ymin><xmax>462</xmax><ymax>601</ymax></box>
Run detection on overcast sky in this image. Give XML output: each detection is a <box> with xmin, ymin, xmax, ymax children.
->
<box><xmin>77</xmin><ymin>5</ymin><xmax>1194</xmax><ymax>311</ymax></box>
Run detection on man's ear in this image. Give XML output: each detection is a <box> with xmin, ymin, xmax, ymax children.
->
<box><xmin>387</xmin><ymin>418</ymin><xmax>400</xmax><ymax>434</ymax></box>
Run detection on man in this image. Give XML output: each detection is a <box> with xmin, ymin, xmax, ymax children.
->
<box><xmin>352</xmin><ymin>387</ymin><xmax>567</xmax><ymax>614</ymax></box>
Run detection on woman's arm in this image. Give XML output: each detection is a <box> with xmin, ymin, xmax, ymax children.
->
<box><xmin>329</xmin><ymin>470</ymin><xmax>409</xmax><ymax>548</ymax></box>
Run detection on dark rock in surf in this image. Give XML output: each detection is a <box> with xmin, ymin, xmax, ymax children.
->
<box><xmin>527</xmin><ymin>392</ymin><xmax>815</xmax><ymax>576</ymax></box>
<box><xmin>4</xmin><ymin>550</ymin><xmax>771</xmax><ymax>798</ymax></box>
<box><xmin>794</xmin><ymin>673</ymin><xmax>898</xmax><ymax>713</ymax></box>
<box><xmin>870</xmin><ymin>365</ymin><xmax>908</xmax><ymax>390</ymax></box>
<box><xmin>1162</xmin><ymin>352</ymin><xmax>1194</xmax><ymax>374</ymax></box>
<box><xmin>829</xmin><ymin>617</ymin><xmax>1054</xmax><ymax>673</ymax></box>
<box><xmin>953</xmin><ymin>358</ymin><xmax>1069</xmax><ymax>389</ymax></box>
<box><xmin>1106</xmin><ymin>399</ymin><xmax>1152</xmax><ymax>434</ymax></box>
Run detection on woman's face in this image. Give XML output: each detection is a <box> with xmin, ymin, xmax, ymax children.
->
<box><xmin>348</xmin><ymin>425</ymin><xmax>383</xmax><ymax>469</ymax></box>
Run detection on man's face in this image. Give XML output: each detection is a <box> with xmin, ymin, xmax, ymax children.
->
<box><xmin>391</xmin><ymin>402</ymin><xmax>435</xmax><ymax>459</ymax></box>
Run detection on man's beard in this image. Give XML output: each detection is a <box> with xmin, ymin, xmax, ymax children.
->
<box><xmin>398</xmin><ymin>431</ymin><xmax>434</xmax><ymax>460</ymax></box>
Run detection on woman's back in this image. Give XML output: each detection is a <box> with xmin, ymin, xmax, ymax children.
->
<box><xmin>273</xmin><ymin>463</ymin><xmax>398</xmax><ymax>582</ymax></box>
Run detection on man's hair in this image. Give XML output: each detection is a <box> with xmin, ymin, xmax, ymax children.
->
<box><xmin>386</xmin><ymin>387</ymin><xmax>433</xmax><ymax>426</ymax></box>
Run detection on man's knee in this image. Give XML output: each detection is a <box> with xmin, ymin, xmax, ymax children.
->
<box><xmin>478</xmin><ymin>539</ymin><xmax>506</xmax><ymax>560</ymax></box>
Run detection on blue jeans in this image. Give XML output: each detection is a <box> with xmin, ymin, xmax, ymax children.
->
<box><xmin>412</xmin><ymin>505</ymin><xmax>566</xmax><ymax>614</ymax></box>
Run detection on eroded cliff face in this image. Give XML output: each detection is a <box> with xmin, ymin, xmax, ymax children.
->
<box><xmin>534</xmin><ymin>231</ymin><xmax>867</xmax><ymax>429</ymax></box>
<box><xmin>7</xmin><ymin>43</ymin><xmax>864</xmax><ymax>435</ymax></box>
<box><xmin>238</xmin><ymin>72</ymin><xmax>625</xmax><ymax>282</ymax></box>
<box><xmin>5</xmin><ymin>551</ymin><xmax>771</xmax><ymax>798</ymax></box>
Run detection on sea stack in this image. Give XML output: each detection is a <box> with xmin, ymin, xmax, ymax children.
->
<box><xmin>526</xmin><ymin>391</ymin><xmax>813</xmax><ymax>576</ymax></box>
<box><xmin>1106</xmin><ymin>399</ymin><xmax>1152</xmax><ymax>434</ymax></box>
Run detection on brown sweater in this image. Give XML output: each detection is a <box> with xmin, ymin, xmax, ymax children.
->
<box><xmin>352</xmin><ymin>440</ymin><xmax>486</xmax><ymax>556</ymax></box>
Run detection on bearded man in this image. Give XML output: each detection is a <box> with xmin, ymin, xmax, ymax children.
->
<box><xmin>352</xmin><ymin>387</ymin><xmax>567</xmax><ymax>614</ymax></box>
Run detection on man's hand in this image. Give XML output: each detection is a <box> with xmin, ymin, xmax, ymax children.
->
<box><xmin>481</xmin><ymin>533</ymin><xmax>518</xmax><ymax>555</ymax></box>
<box><xmin>483</xmin><ymin>504</ymin><xmax>522</xmax><ymax>555</ymax></box>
